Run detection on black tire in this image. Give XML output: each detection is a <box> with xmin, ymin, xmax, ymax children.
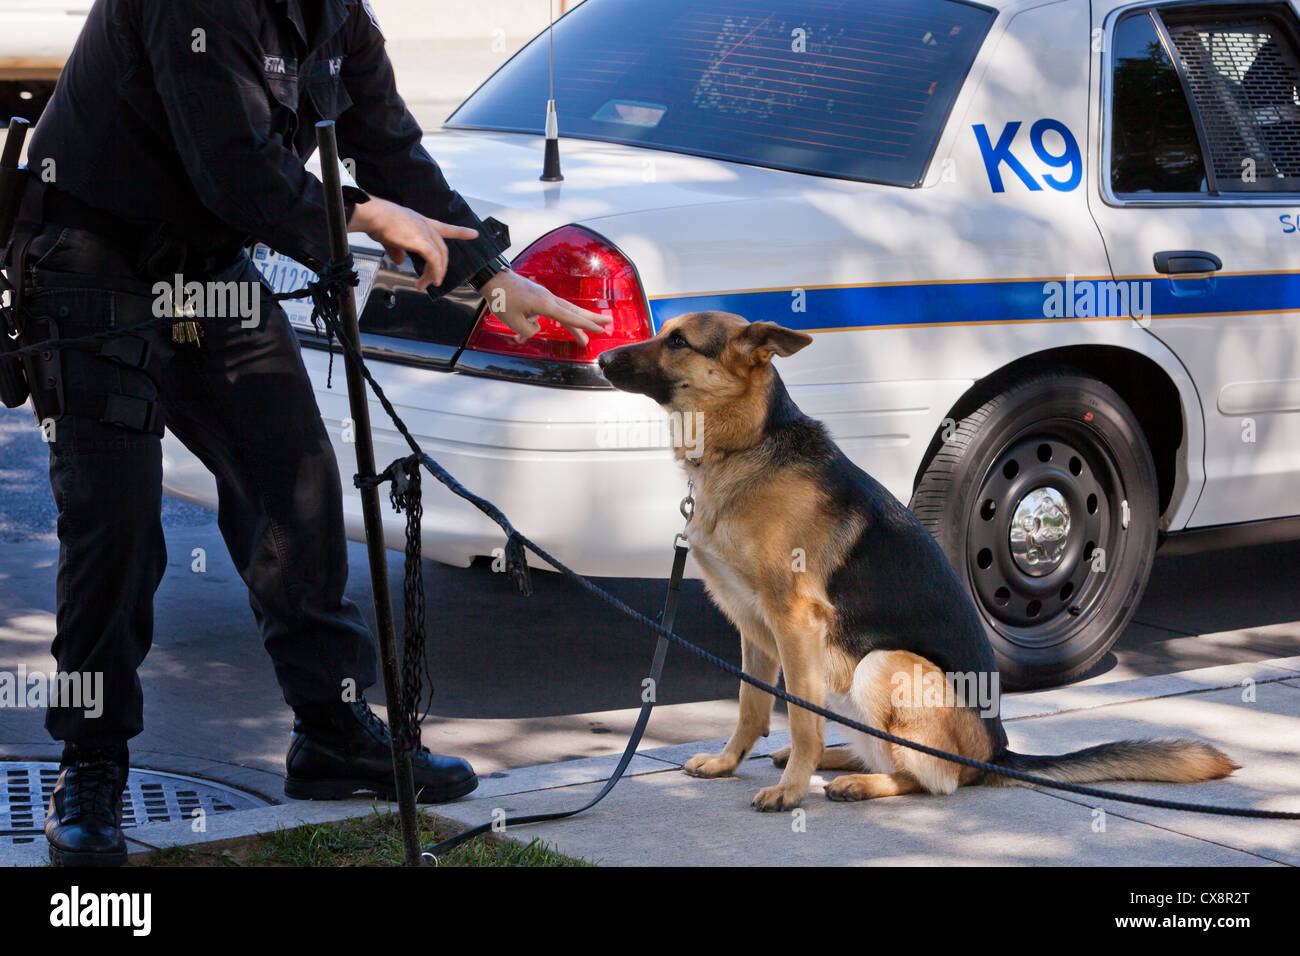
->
<box><xmin>911</xmin><ymin>367</ymin><xmax>1158</xmax><ymax>690</ymax></box>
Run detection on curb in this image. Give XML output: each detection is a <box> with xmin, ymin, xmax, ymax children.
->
<box><xmin>999</xmin><ymin>655</ymin><xmax>1300</xmax><ymax>720</ymax></box>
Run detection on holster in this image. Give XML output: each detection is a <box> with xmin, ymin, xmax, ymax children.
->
<box><xmin>0</xmin><ymin>296</ymin><xmax>31</xmax><ymax>409</ymax></box>
<box><xmin>17</xmin><ymin>312</ymin><xmax>60</xmax><ymax>424</ymax></box>
<box><xmin>1</xmin><ymin>176</ymin><xmax>167</xmax><ymax>432</ymax></box>
<box><xmin>65</xmin><ymin>330</ymin><xmax>160</xmax><ymax>434</ymax></box>
<box><xmin>18</xmin><ymin>309</ymin><xmax>162</xmax><ymax>435</ymax></box>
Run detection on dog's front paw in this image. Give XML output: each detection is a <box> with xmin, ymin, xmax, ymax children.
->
<box><xmin>684</xmin><ymin>752</ymin><xmax>737</xmax><ymax>778</ymax></box>
<box><xmin>824</xmin><ymin>774</ymin><xmax>870</xmax><ymax>802</ymax></box>
<box><xmin>751</xmin><ymin>782</ymin><xmax>806</xmax><ymax>812</ymax></box>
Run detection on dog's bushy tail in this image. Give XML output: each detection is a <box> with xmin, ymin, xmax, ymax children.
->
<box><xmin>988</xmin><ymin>739</ymin><xmax>1239</xmax><ymax>787</ymax></box>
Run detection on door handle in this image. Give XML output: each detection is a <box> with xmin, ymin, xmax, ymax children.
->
<box><xmin>1153</xmin><ymin>250</ymin><xmax>1222</xmax><ymax>274</ymax></box>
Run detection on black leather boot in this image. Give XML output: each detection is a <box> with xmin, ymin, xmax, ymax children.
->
<box><xmin>285</xmin><ymin>699</ymin><xmax>477</xmax><ymax>804</ymax></box>
<box><xmin>45</xmin><ymin>745</ymin><xmax>129</xmax><ymax>867</ymax></box>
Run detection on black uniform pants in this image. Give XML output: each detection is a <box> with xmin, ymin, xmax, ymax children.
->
<box><xmin>21</xmin><ymin>225</ymin><xmax>377</xmax><ymax>746</ymax></box>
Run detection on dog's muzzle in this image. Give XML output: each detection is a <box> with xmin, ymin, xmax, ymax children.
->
<box><xmin>599</xmin><ymin>344</ymin><xmax>675</xmax><ymax>405</ymax></box>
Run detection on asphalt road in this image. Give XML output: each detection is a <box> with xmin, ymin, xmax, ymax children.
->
<box><xmin>4</xmin><ymin>400</ymin><xmax>1300</xmax><ymax>798</ymax></box>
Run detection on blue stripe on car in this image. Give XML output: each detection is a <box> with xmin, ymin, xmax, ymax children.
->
<box><xmin>647</xmin><ymin>272</ymin><xmax>1300</xmax><ymax>332</ymax></box>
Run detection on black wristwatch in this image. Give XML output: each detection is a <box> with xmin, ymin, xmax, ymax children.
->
<box><xmin>468</xmin><ymin>254</ymin><xmax>512</xmax><ymax>293</ymax></box>
<box><xmin>341</xmin><ymin>185</ymin><xmax>369</xmax><ymax>224</ymax></box>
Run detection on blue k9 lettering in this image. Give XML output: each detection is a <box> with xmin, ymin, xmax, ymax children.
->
<box><xmin>973</xmin><ymin>120</ymin><xmax>1082</xmax><ymax>193</ymax></box>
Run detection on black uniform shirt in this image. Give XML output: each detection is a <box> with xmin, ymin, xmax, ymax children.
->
<box><xmin>28</xmin><ymin>0</ymin><xmax>505</xmax><ymax>288</ymax></box>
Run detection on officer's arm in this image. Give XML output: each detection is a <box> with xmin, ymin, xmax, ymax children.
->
<box><xmin>334</xmin><ymin>6</ymin><xmax>509</xmax><ymax>295</ymax></box>
<box><xmin>138</xmin><ymin>1</ymin><xmax>336</xmax><ymax>270</ymax></box>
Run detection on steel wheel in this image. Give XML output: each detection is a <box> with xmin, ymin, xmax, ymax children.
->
<box><xmin>912</xmin><ymin>368</ymin><xmax>1159</xmax><ymax>689</ymax></box>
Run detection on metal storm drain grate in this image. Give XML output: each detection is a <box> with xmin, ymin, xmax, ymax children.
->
<box><xmin>1</xmin><ymin>762</ymin><xmax>270</xmax><ymax>846</ymax></box>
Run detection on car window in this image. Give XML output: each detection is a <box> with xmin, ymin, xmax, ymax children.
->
<box><xmin>447</xmin><ymin>0</ymin><xmax>995</xmax><ymax>186</ymax></box>
<box><xmin>1162</xmin><ymin>6</ymin><xmax>1300</xmax><ymax>192</ymax></box>
<box><xmin>1110</xmin><ymin>12</ymin><xmax>1208</xmax><ymax>194</ymax></box>
<box><xmin>1111</xmin><ymin>3</ymin><xmax>1300</xmax><ymax>196</ymax></box>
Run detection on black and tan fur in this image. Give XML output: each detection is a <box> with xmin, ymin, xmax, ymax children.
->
<box><xmin>598</xmin><ymin>312</ymin><xmax>1238</xmax><ymax>812</ymax></box>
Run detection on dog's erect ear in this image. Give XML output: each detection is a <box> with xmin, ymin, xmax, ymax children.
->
<box><xmin>735</xmin><ymin>322</ymin><xmax>814</xmax><ymax>364</ymax></box>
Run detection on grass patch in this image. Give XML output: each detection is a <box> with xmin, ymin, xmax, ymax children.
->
<box><xmin>134</xmin><ymin>807</ymin><xmax>593</xmax><ymax>867</ymax></box>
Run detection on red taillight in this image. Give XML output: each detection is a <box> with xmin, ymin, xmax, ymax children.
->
<box><xmin>464</xmin><ymin>224</ymin><xmax>651</xmax><ymax>364</ymax></box>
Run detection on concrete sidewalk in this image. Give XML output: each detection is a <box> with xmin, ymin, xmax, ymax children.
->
<box><xmin>4</xmin><ymin>656</ymin><xmax>1297</xmax><ymax>866</ymax></box>
<box><xmin>429</xmin><ymin>656</ymin><xmax>1300</xmax><ymax>866</ymax></box>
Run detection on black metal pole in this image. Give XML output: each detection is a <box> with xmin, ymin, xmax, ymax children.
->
<box><xmin>1</xmin><ymin>116</ymin><xmax>30</xmax><ymax>168</ymax></box>
<box><xmin>315</xmin><ymin>120</ymin><xmax>422</xmax><ymax>867</ymax></box>
<box><xmin>0</xmin><ymin>117</ymin><xmax>32</xmax><ymax>239</ymax></box>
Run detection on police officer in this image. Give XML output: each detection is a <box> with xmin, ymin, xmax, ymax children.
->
<box><xmin>5</xmin><ymin>0</ymin><xmax>609</xmax><ymax>866</ymax></box>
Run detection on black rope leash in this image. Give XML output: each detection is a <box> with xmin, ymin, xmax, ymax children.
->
<box><xmin>302</xmin><ymin>263</ymin><xmax>1300</xmax><ymax>828</ymax></box>
<box><xmin>272</xmin><ymin>258</ymin><xmax>357</xmax><ymax>388</ymax></box>
<box><xmin>419</xmin><ymin>543</ymin><xmax>683</xmax><ymax>861</ymax></box>
<box><xmin>2</xmin><ymin>310</ymin><xmax>224</xmax><ymax>360</ymax></box>
<box><xmin>13</xmin><ymin>257</ymin><xmax>1296</xmax><ymax>844</ymax></box>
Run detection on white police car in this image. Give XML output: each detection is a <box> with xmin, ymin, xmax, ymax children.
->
<box><xmin>163</xmin><ymin>0</ymin><xmax>1300</xmax><ymax>688</ymax></box>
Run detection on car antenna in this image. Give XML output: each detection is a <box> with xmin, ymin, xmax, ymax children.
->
<box><xmin>540</xmin><ymin>0</ymin><xmax>564</xmax><ymax>181</ymax></box>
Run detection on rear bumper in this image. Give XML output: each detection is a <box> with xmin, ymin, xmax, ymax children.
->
<box><xmin>161</xmin><ymin>348</ymin><xmax>690</xmax><ymax>578</ymax></box>
<box><xmin>161</xmin><ymin>345</ymin><xmax>964</xmax><ymax>578</ymax></box>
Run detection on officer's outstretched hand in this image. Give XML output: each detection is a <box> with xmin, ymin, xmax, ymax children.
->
<box><xmin>479</xmin><ymin>270</ymin><xmax>612</xmax><ymax>347</ymax></box>
<box><xmin>348</xmin><ymin>197</ymin><xmax>479</xmax><ymax>291</ymax></box>
<box><xmin>349</xmin><ymin>196</ymin><xmax>611</xmax><ymax>346</ymax></box>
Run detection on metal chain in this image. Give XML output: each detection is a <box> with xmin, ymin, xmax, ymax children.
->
<box><xmin>386</xmin><ymin>455</ymin><xmax>432</xmax><ymax>753</ymax></box>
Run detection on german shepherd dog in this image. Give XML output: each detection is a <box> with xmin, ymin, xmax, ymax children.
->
<box><xmin>598</xmin><ymin>312</ymin><xmax>1238</xmax><ymax>812</ymax></box>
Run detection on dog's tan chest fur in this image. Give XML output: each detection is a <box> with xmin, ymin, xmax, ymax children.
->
<box><xmin>685</xmin><ymin>464</ymin><xmax>862</xmax><ymax>697</ymax></box>
<box><xmin>687</xmin><ymin>490</ymin><xmax>779</xmax><ymax>661</ymax></box>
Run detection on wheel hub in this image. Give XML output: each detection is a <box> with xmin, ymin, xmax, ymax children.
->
<box><xmin>965</xmin><ymin>432</ymin><xmax>1117</xmax><ymax>644</ymax></box>
<box><xmin>1008</xmin><ymin>486</ymin><xmax>1070</xmax><ymax>575</ymax></box>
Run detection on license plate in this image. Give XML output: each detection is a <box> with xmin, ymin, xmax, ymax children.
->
<box><xmin>250</xmin><ymin>243</ymin><xmax>381</xmax><ymax>333</ymax></box>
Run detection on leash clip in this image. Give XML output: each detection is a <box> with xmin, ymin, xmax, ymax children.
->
<box><xmin>390</xmin><ymin>459</ymin><xmax>411</xmax><ymax>497</ymax></box>
<box><xmin>676</xmin><ymin>478</ymin><xmax>694</xmax><ymax>548</ymax></box>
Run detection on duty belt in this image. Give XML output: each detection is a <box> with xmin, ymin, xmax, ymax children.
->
<box><xmin>18</xmin><ymin>181</ymin><xmax>247</xmax><ymax>281</ymax></box>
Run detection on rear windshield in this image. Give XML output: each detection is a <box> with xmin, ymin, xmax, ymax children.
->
<box><xmin>447</xmin><ymin>0</ymin><xmax>996</xmax><ymax>186</ymax></box>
